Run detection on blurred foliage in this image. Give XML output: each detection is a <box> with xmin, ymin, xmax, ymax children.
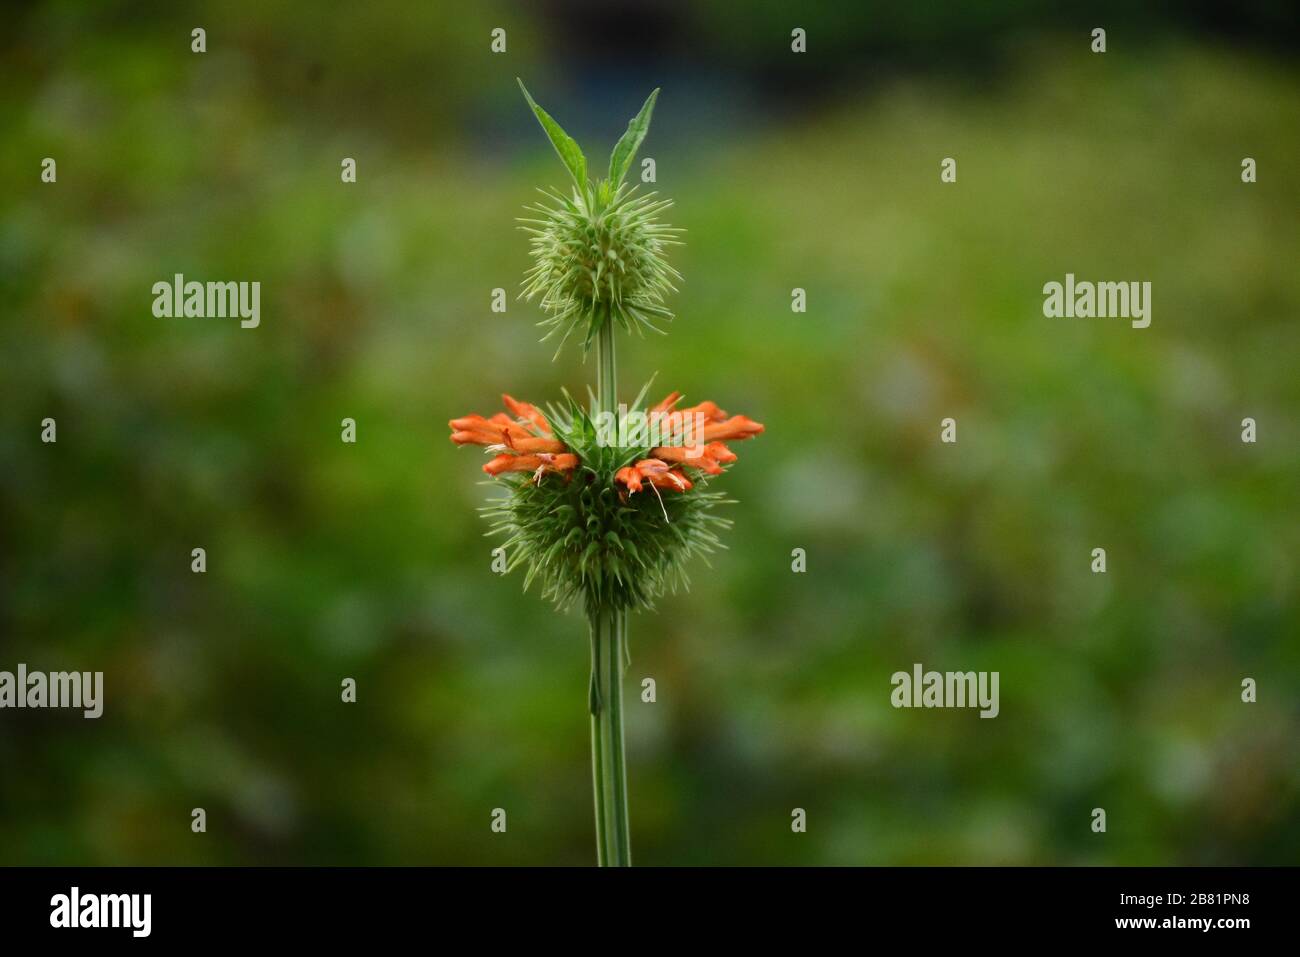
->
<box><xmin>1</xmin><ymin>3</ymin><xmax>1297</xmax><ymax>864</ymax></box>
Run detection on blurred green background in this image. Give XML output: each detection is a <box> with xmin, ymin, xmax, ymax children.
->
<box><xmin>2</xmin><ymin>1</ymin><xmax>1298</xmax><ymax>865</ymax></box>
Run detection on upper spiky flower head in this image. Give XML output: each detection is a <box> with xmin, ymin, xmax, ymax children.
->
<box><xmin>517</xmin><ymin>80</ymin><xmax>682</xmax><ymax>355</ymax></box>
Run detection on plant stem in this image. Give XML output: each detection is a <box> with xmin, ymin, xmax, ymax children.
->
<box><xmin>588</xmin><ymin>605</ymin><xmax>630</xmax><ymax>866</ymax></box>
<box><xmin>588</xmin><ymin>312</ymin><xmax>631</xmax><ymax>866</ymax></box>
<box><xmin>596</xmin><ymin>311</ymin><xmax>617</xmax><ymax>416</ymax></box>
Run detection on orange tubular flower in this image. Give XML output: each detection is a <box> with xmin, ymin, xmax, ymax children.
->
<box><xmin>484</xmin><ymin>452</ymin><xmax>580</xmax><ymax>478</ymax></box>
<box><xmin>616</xmin><ymin>459</ymin><xmax>693</xmax><ymax>494</ymax></box>
<box><xmin>702</xmin><ymin>415</ymin><xmax>765</xmax><ymax>442</ymax></box>
<box><xmin>502</xmin><ymin>393</ymin><xmax>551</xmax><ymax>434</ymax></box>
<box><xmin>613</xmin><ymin>466</ymin><xmax>642</xmax><ymax>493</ymax></box>
<box><xmin>450</xmin><ymin>395</ymin><xmax>578</xmax><ymax>478</ymax></box>
<box><xmin>616</xmin><ymin>393</ymin><xmax>764</xmax><ymax>497</ymax></box>
<box><xmin>649</xmin><ymin>441</ymin><xmax>735</xmax><ymax>475</ymax></box>
<box><xmin>648</xmin><ymin>391</ymin><xmax>682</xmax><ymax>415</ymax></box>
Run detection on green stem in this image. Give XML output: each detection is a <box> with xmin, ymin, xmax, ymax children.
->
<box><xmin>596</xmin><ymin>310</ymin><xmax>617</xmax><ymax>416</ymax></box>
<box><xmin>588</xmin><ymin>604</ymin><xmax>630</xmax><ymax>866</ymax></box>
<box><xmin>588</xmin><ymin>312</ymin><xmax>631</xmax><ymax>866</ymax></box>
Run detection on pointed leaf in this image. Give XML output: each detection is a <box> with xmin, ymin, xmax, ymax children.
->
<box><xmin>608</xmin><ymin>88</ymin><xmax>659</xmax><ymax>187</ymax></box>
<box><xmin>517</xmin><ymin>78</ymin><xmax>587</xmax><ymax>187</ymax></box>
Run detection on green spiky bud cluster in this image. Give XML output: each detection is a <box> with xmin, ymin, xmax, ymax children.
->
<box><xmin>521</xmin><ymin>184</ymin><xmax>681</xmax><ymax>352</ymax></box>
<box><xmin>517</xmin><ymin>80</ymin><xmax>682</xmax><ymax>354</ymax></box>
<box><xmin>485</xmin><ymin>467</ymin><xmax>730</xmax><ymax>615</ymax></box>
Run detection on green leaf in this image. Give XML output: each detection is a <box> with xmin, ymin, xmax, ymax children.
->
<box><xmin>607</xmin><ymin>88</ymin><xmax>659</xmax><ymax>187</ymax></box>
<box><xmin>517</xmin><ymin>78</ymin><xmax>587</xmax><ymax>187</ymax></box>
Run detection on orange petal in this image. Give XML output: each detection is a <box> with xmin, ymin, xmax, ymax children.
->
<box><xmin>483</xmin><ymin>452</ymin><xmax>577</xmax><ymax>476</ymax></box>
<box><xmin>678</xmin><ymin>400</ymin><xmax>728</xmax><ymax>422</ymax></box>
<box><xmin>649</xmin><ymin>445</ymin><xmax>724</xmax><ymax>474</ymax></box>
<box><xmin>487</xmin><ymin>412</ymin><xmax>531</xmax><ymax>437</ymax></box>
<box><xmin>703</xmin><ymin>415</ymin><xmax>765</xmax><ymax>442</ymax></box>
<box><xmin>450</xmin><ymin>413</ymin><xmax>527</xmax><ymax>446</ymax></box>
<box><xmin>649</xmin><ymin>391</ymin><xmax>683</xmax><ymax>415</ymax></box>
<box><xmin>615</xmin><ymin>466</ymin><xmax>643</xmax><ymax>493</ymax></box>
<box><xmin>449</xmin><ymin>415</ymin><xmax>494</xmax><ymax>432</ymax></box>
<box><xmin>706</xmin><ymin>441</ymin><xmax>737</xmax><ymax>464</ymax></box>
<box><xmin>618</xmin><ymin>459</ymin><xmax>692</xmax><ymax>493</ymax></box>
<box><xmin>646</xmin><ymin>467</ymin><xmax>692</xmax><ymax>491</ymax></box>
<box><xmin>451</xmin><ymin>429</ymin><xmax>506</xmax><ymax>446</ymax></box>
<box><xmin>649</xmin><ymin>401</ymin><xmax>729</xmax><ymax>447</ymax></box>
<box><xmin>648</xmin><ymin>445</ymin><xmax>687</xmax><ymax>463</ymax></box>
<box><xmin>510</xmin><ymin>436</ymin><xmax>568</xmax><ymax>454</ymax></box>
<box><xmin>483</xmin><ymin>453</ymin><xmax>531</xmax><ymax>475</ymax></box>
<box><xmin>502</xmin><ymin>394</ymin><xmax>551</xmax><ymax>435</ymax></box>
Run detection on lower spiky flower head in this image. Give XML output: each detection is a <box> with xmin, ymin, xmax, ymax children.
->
<box><xmin>516</xmin><ymin>81</ymin><xmax>682</xmax><ymax>354</ymax></box>
<box><xmin>449</xmin><ymin>388</ymin><xmax>765</xmax><ymax>614</ymax></box>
